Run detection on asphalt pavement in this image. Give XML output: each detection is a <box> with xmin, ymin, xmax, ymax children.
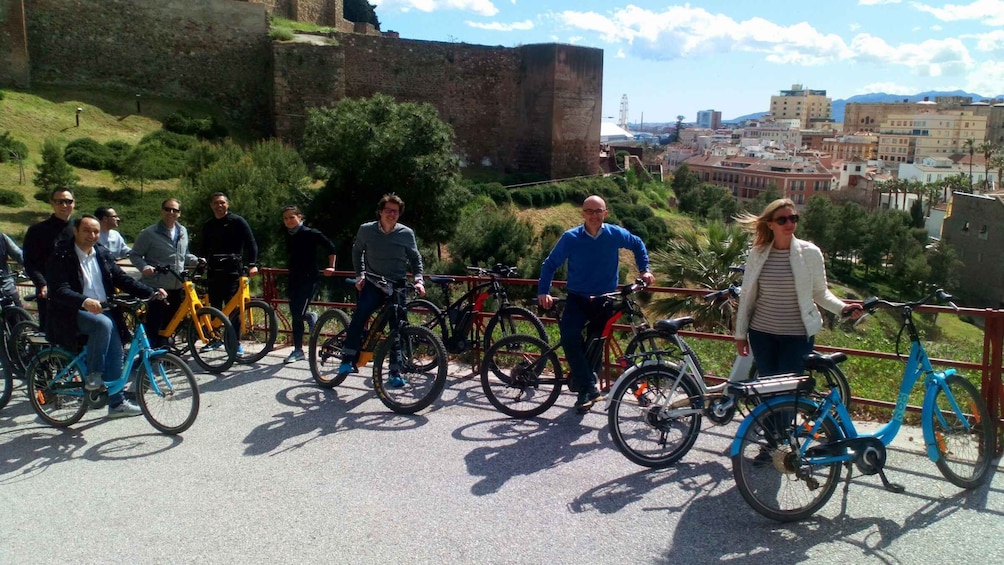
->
<box><xmin>1</xmin><ymin>348</ymin><xmax>1003</xmax><ymax>564</ymax></box>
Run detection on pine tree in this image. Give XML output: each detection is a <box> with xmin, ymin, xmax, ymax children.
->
<box><xmin>32</xmin><ymin>139</ymin><xmax>79</xmax><ymax>192</ymax></box>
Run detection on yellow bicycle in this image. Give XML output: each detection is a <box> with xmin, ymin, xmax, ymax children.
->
<box><xmin>201</xmin><ymin>254</ymin><xmax>277</xmax><ymax>365</ymax></box>
<box><xmin>153</xmin><ymin>265</ymin><xmax>238</xmax><ymax>373</ymax></box>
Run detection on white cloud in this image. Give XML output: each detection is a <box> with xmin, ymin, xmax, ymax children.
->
<box><xmin>555</xmin><ymin>6</ymin><xmax>973</xmax><ymax>76</ymax></box>
<box><xmin>850</xmin><ymin>23</ymin><xmax>861</xmax><ymax>31</ymax></box>
<box><xmin>965</xmin><ymin>60</ymin><xmax>1004</xmax><ymax>95</ymax></box>
<box><xmin>856</xmin><ymin>81</ymin><xmax>915</xmax><ymax>94</ymax></box>
<box><xmin>568</xmin><ymin>36</ymin><xmax>584</xmax><ymax>43</ymax></box>
<box><xmin>912</xmin><ymin>0</ymin><xmax>1004</xmax><ymax>26</ymax></box>
<box><xmin>372</xmin><ymin>0</ymin><xmax>499</xmax><ymax>17</ymax></box>
<box><xmin>971</xmin><ymin>29</ymin><xmax>1004</xmax><ymax>53</ymax></box>
<box><xmin>465</xmin><ymin>19</ymin><xmax>534</xmax><ymax>31</ymax></box>
<box><xmin>616</xmin><ymin>48</ymin><xmax>626</xmax><ymax>58</ymax></box>
<box><xmin>858</xmin><ymin>0</ymin><xmax>902</xmax><ymax>4</ymax></box>
<box><xmin>931</xmin><ymin>24</ymin><xmax>943</xmax><ymax>30</ymax></box>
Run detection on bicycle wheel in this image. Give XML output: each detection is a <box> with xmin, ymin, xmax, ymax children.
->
<box><xmin>308</xmin><ymin>309</ymin><xmax>351</xmax><ymax>388</ymax></box>
<box><xmin>930</xmin><ymin>374</ymin><xmax>994</xmax><ymax>489</ymax></box>
<box><xmin>3</xmin><ymin>306</ymin><xmax>33</xmax><ymax>365</ymax></box>
<box><xmin>8</xmin><ymin>320</ymin><xmax>40</xmax><ymax>378</ymax></box>
<box><xmin>26</xmin><ymin>348</ymin><xmax>88</xmax><ymax>428</ymax></box>
<box><xmin>188</xmin><ymin>307</ymin><xmax>238</xmax><ymax>374</ymax></box>
<box><xmin>0</xmin><ymin>354</ymin><xmax>11</xmax><ymax>411</ymax></box>
<box><xmin>625</xmin><ymin>329</ymin><xmax>683</xmax><ymax>365</ymax></box>
<box><xmin>406</xmin><ymin>299</ymin><xmax>443</xmax><ymax>332</ymax></box>
<box><xmin>482</xmin><ymin>306</ymin><xmax>547</xmax><ymax>350</ymax></box>
<box><xmin>137</xmin><ymin>352</ymin><xmax>200</xmax><ymax>435</ymax></box>
<box><xmin>233</xmin><ymin>300</ymin><xmax>278</xmax><ymax>364</ymax></box>
<box><xmin>732</xmin><ymin>400</ymin><xmax>842</xmax><ymax>522</ymax></box>
<box><xmin>608</xmin><ymin>364</ymin><xmax>702</xmax><ymax>468</ymax></box>
<box><xmin>372</xmin><ymin>325</ymin><xmax>448</xmax><ymax>414</ymax></box>
<box><xmin>480</xmin><ymin>334</ymin><xmax>563</xmax><ymax>418</ymax></box>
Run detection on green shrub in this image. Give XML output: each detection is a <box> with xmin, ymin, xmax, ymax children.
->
<box><xmin>0</xmin><ymin>188</ymin><xmax>26</xmax><ymax>207</ymax></box>
<box><xmin>510</xmin><ymin>188</ymin><xmax>534</xmax><ymax>207</ymax></box>
<box><xmin>470</xmin><ymin>182</ymin><xmax>512</xmax><ymax>205</ymax></box>
<box><xmin>64</xmin><ymin>137</ymin><xmax>115</xmax><ymax>170</ymax></box>
<box><xmin>0</xmin><ymin>131</ymin><xmax>28</xmax><ymax>162</ymax></box>
<box><xmin>140</xmin><ymin>130</ymin><xmax>197</xmax><ymax>151</ymax></box>
<box><xmin>270</xmin><ymin>27</ymin><xmax>295</xmax><ymax>41</ymax></box>
<box><xmin>162</xmin><ymin>111</ymin><xmax>228</xmax><ymax>140</ymax></box>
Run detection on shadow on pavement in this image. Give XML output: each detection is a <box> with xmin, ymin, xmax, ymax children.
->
<box><xmin>0</xmin><ymin>427</ymin><xmax>86</xmax><ymax>484</ymax></box>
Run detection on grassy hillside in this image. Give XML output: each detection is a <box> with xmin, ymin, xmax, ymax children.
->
<box><xmin>0</xmin><ymin>87</ymin><xmax>245</xmax><ymax>236</ymax></box>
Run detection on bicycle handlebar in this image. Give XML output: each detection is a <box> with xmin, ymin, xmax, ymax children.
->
<box><xmin>465</xmin><ymin>264</ymin><xmax>518</xmax><ymax>278</ymax></box>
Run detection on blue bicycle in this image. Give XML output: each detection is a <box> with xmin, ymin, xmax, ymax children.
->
<box><xmin>25</xmin><ymin>296</ymin><xmax>200</xmax><ymax>435</ymax></box>
<box><xmin>729</xmin><ymin>288</ymin><xmax>995</xmax><ymax>522</ymax></box>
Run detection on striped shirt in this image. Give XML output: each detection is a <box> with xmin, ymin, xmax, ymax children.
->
<box><xmin>749</xmin><ymin>248</ymin><xmax>806</xmax><ymax>336</ymax></box>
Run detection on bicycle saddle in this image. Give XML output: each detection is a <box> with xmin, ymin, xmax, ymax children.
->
<box><xmin>654</xmin><ymin>317</ymin><xmax>695</xmax><ymax>334</ymax></box>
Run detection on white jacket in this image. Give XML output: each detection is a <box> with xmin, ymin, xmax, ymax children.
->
<box><xmin>734</xmin><ymin>237</ymin><xmax>847</xmax><ymax>340</ymax></box>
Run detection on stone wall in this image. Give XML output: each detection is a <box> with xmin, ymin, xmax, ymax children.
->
<box><xmin>244</xmin><ymin>0</ymin><xmax>341</xmax><ymax>26</ymax></box>
<box><xmin>0</xmin><ymin>0</ymin><xmax>29</xmax><ymax>88</ymax></box>
<box><xmin>274</xmin><ymin>35</ymin><xmax>603</xmax><ymax>178</ymax></box>
<box><xmin>23</xmin><ymin>0</ymin><xmax>272</xmax><ymax>133</ymax></box>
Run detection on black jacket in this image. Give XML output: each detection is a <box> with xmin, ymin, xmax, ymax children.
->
<box><xmin>201</xmin><ymin>213</ymin><xmax>258</xmax><ymax>273</ymax></box>
<box><xmin>23</xmin><ymin>215</ymin><xmax>73</xmax><ymax>290</ymax></box>
<box><xmin>45</xmin><ymin>239</ymin><xmax>155</xmax><ymax>349</ymax></box>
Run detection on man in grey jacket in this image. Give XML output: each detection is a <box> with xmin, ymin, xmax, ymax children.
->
<box><xmin>129</xmin><ymin>198</ymin><xmax>201</xmax><ymax>347</ymax></box>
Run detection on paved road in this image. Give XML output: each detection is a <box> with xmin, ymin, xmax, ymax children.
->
<box><xmin>2</xmin><ymin>348</ymin><xmax>1003</xmax><ymax>564</ymax></box>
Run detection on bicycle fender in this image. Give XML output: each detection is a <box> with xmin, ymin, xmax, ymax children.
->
<box><xmin>728</xmin><ymin>395</ymin><xmax>822</xmax><ymax>458</ymax></box>
<box><xmin>603</xmin><ymin>360</ymin><xmax>677</xmax><ymax>411</ymax></box>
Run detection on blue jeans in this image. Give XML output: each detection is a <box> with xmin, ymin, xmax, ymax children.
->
<box><xmin>747</xmin><ymin>328</ymin><xmax>814</xmax><ymax>376</ymax></box>
<box><xmin>77</xmin><ymin>311</ymin><xmax>125</xmax><ymax>407</ymax></box>
<box><xmin>559</xmin><ymin>294</ymin><xmax>613</xmax><ymax>394</ymax></box>
<box><xmin>287</xmin><ymin>278</ymin><xmax>318</xmax><ymax>351</ymax></box>
<box><xmin>342</xmin><ymin>282</ymin><xmax>404</xmax><ymax>370</ymax></box>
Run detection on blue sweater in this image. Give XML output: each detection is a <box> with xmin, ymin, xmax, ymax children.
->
<box><xmin>538</xmin><ymin>224</ymin><xmax>649</xmax><ymax>296</ymax></box>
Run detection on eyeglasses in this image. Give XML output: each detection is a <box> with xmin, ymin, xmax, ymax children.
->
<box><xmin>381</xmin><ymin>208</ymin><xmax>401</xmax><ymax>215</ymax></box>
<box><xmin>163</xmin><ymin>207</ymin><xmax>181</xmax><ymax>214</ymax></box>
<box><xmin>52</xmin><ymin>199</ymin><xmax>74</xmax><ymax>206</ymax></box>
<box><xmin>772</xmin><ymin>214</ymin><xmax>799</xmax><ymax>225</ymax></box>
<box><xmin>583</xmin><ymin>208</ymin><xmax>606</xmax><ymax>215</ymax></box>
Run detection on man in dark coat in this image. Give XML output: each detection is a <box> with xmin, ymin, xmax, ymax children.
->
<box><xmin>47</xmin><ymin>215</ymin><xmax>166</xmax><ymax>418</ymax></box>
<box><xmin>23</xmin><ymin>187</ymin><xmax>76</xmax><ymax>328</ymax></box>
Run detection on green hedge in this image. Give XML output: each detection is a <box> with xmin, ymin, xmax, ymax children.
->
<box><xmin>0</xmin><ymin>188</ymin><xmax>26</xmax><ymax>207</ymax></box>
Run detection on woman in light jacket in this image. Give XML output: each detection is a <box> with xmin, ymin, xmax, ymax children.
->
<box><xmin>734</xmin><ymin>198</ymin><xmax>862</xmax><ymax>376</ymax></box>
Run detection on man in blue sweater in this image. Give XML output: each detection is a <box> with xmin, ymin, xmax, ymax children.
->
<box><xmin>538</xmin><ymin>195</ymin><xmax>655</xmax><ymax>411</ymax></box>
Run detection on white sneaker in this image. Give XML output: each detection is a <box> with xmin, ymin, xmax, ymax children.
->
<box><xmin>84</xmin><ymin>372</ymin><xmax>105</xmax><ymax>391</ymax></box>
<box><xmin>107</xmin><ymin>399</ymin><xmax>142</xmax><ymax>419</ymax></box>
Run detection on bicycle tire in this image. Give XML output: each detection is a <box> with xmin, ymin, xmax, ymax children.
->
<box><xmin>26</xmin><ymin>347</ymin><xmax>88</xmax><ymax>428</ymax></box>
<box><xmin>0</xmin><ymin>354</ymin><xmax>11</xmax><ymax>411</ymax></box>
<box><xmin>3</xmin><ymin>306</ymin><xmax>33</xmax><ymax>365</ymax></box>
<box><xmin>930</xmin><ymin>374</ymin><xmax>995</xmax><ymax>489</ymax></box>
<box><xmin>188</xmin><ymin>307</ymin><xmax>238</xmax><ymax>373</ymax></box>
<box><xmin>482</xmin><ymin>306</ymin><xmax>547</xmax><ymax>351</ymax></box>
<box><xmin>372</xmin><ymin>325</ymin><xmax>448</xmax><ymax>414</ymax></box>
<box><xmin>480</xmin><ymin>333</ymin><xmax>563</xmax><ymax>418</ymax></box>
<box><xmin>608</xmin><ymin>364</ymin><xmax>703</xmax><ymax>468</ymax></box>
<box><xmin>137</xmin><ymin>352</ymin><xmax>200</xmax><ymax>435</ymax></box>
<box><xmin>406</xmin><ymin>299</ymin><xmax>443</xmax><ymax>333</ymax></box>
<box><xmin>624</xmin><ymin>329</ymin><xmax>684</xmax><ymax>365</ymax></box>
<box><xmin>308</xmin><ymin>309</ymin><xmax>352</xmax><ymax>388</ymax></box>
<box><xmin>731</xmin><ymin>399</ymin><xmax>842</xmax><ymax>522</ymax></box>
<box><xmin>233</xmin><ymin>300</ymin><xmax>279</xmax><ymax>364</ymax></box>
<box><xmin>8</xmin><ymin>319</ymin><xmax>39</xmax><ymax>378</ymax></box>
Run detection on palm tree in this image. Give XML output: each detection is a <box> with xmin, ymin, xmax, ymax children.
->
<box><xmin>963</xmin><ymin>137</ymin><xmax>976</xmax><ymax>191</ymax></box>
<box><xmin>978</xmin><ymin>141</ymin><xmax>997</xmax><ymax>192</ymax></box>
<box><xmin>991</xmin><ymin>153</ymin><xmax>1004</xmax><ymax>192</ymax></box>
<box><xmin>649</xmin><ymin>222</ymin><xmax>750</xmax><ymax>332</ymax></box>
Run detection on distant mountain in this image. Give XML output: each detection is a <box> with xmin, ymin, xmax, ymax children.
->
<box><xmin>723</xmin><ymin>90</ymin><xmax>1003</xmax><ymax>125</ymax></box>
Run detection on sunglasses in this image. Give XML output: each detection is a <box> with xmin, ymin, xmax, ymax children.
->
<box><xmin>772</xmin><ymin>214</ymin><xmax>799</xmax><ymax>225</ymax></box>
<box><xmin>52</xmin><ymin>199</ymin><xmax>74</xmax><ymax>206</ymax></box>
<box><xmin>163</xmin><ymin>207</ymin><xmax>181</xmax><ymax>214</ymax></box>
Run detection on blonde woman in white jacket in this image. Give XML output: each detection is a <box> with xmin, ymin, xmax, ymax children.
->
<box><xmin>734</xmin><ymin>198</ymin><xmax>862</xmax><ymax>376</ymax></box>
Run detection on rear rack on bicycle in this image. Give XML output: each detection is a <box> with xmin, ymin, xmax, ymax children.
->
<box><xmin>728</xmin><ymin>373</ymin><xmax>814</xmax><ymax>399</ymax></box>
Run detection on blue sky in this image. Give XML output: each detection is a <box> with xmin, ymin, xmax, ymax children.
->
<box><xmin>371</xmin><ymin>0</ymin><xmax>1004</xmax><ymax>123</ymax></box>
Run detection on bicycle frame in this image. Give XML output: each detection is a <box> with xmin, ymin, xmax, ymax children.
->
<box><xmin>160</xmin><ymin>278</ymin><xmax>219</xmax><ymax>343</ymax></box>
<box><xmin>356</xmin><ymin>282</ymin><xmax>410</xmax><ymax>367</ymax></box>
<box><xmin>203</xmin><ymin>274</ymin><xmax>254</xmax><ymax>333</ymax></box>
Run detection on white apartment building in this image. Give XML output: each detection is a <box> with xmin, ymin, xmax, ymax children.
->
<box><xmin>877</xmin><ymin>111</ymin><xmax>987</xmax><ymax>164</ymax></box>
<box><xmin>769</xmin><ymin>84</ymin><xmax>832</xmax><ymax>129</ymax></box>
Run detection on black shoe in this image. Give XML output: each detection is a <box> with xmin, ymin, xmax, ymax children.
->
<box><xmin>574</xmin><ymin>390</ymin><xmax>603</xmax><ymax>413</ymax></box>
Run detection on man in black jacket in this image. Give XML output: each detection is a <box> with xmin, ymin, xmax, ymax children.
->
<box><xmin>23</xmin><ymin>187</ymin><xmax>76</xmax><ymax>327</ymax></box>
<box><xmin>201</xmin><ymin>192</ymin><xmax>258</xmax><ymax>311</ymax></box>
<box><xmin>47</xmin><ymin>215</ymin><xmax>166</xmax><ymax>418</ymax></box>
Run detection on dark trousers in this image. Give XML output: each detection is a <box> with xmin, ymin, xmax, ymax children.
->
<box><xmin>342</xmin><ymin>282</ymin><xmax>404</xmax><ymax>369</ymax></box>
<box><xmin>145</xmin><ymin>288</ymin><xmax>185</xmax><ymax>348</ymax></box>
<box><xmin>747</xmin><ymin>328</ymin><xmax>815</xmax><ymax>376</ymax></box>
<box><xmin>287</xmin><ymin>278</ymin><xmax>318</xmax><ymax>350</ymax></box>
<box><xmin>208</xmin><ymin>273</ymin><xmax>239</xmax><ymax>311</ymax></box>
<box><xmin>559</xmin><ymin>293</ymin><xmax>614</xmax><ymax>394</ymax></box>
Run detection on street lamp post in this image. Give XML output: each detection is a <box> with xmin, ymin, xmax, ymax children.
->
<box><xmin>136</xmin><ymin>94</ymin><xmax>141</xmax><ymax>114</ymax></box>
<box><xmin>75</xmin><ymin>107</ymin><xmax>83</xmax><ymax>127</ymax></box>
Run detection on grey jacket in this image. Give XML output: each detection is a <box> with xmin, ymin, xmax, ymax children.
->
<box><xmin>130</xmin><ymin>221</ymin><xmax>198</xmax><ymax>290</ymax></box>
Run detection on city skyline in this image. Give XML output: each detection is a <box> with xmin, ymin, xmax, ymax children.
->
<box><xmin>371</xmin><ymin>0</ymin><xmax>1004</xmax><ymax>123</ymax></box>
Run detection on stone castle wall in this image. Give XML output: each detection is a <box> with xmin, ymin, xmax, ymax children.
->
<box><xmin>274</xmin><ymin>36</ymin><xmax>602</xmax><ymax>178</ymax></box>
<box><xmin>0</xmin><ymin>0</ymin><xmax>29</xmax><ymax>88</ymax></box>
<box><xmin>1</xmin><ymin>0</ymin><xmax>603</xmax><ymax>178</ymax></box>
<box><xmin>23</xmin><ymin>0</ymin><xmax>272</xmax><ymax>133</ymax></box>
<box><xmin>243</xmin><ymin>0</ymin><xmax>342</xmax><ymax>27</ymax></box>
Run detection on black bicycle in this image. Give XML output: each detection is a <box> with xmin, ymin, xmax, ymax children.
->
<box><xmin>308</xmin><ymin>274</ymin><xmax>448</xmax><ymax>414</ymax></box>
<box><xmin>407</xmin><ymin>264</ymin><xmax>546</xmax><ymax>357</ymax></box>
